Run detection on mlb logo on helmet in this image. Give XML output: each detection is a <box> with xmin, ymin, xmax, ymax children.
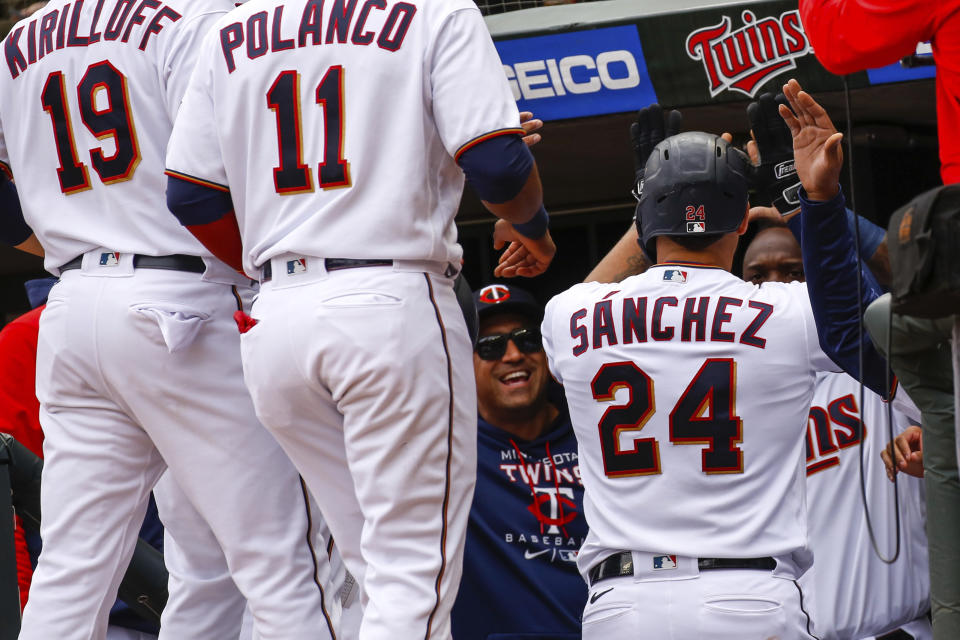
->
<box><xmin>286</xmin><ymin>258</ymin><xmax>307</xmax><ymax>275</ymax></box>
<box><xmin>687</xmin><ymin>222</ymin><xmax>706</xmax><ymax>233</ymax></box>
<box><xmin>653</xmin><ymin>555</ymin><xmax>678</xmax><ymax>570</ymax></box>
<box><xmin>99</xmin><ymin>252</ymin><xmax>120</xmax><ymax>266</ymax></box>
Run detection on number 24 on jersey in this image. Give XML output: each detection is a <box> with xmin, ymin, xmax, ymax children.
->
<box><xmin>591</xmin><ymin>358</ymin><xmax>744</xmax><ymax>477</ymax></box>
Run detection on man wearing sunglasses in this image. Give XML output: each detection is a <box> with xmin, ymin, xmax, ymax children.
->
<box><xmin>450</xmin><ymin>284</ymin><xmax>587</xmax><ymax>640</ymax></box>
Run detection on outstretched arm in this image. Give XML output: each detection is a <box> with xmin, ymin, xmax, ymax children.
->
<box><xmin>584</xmin><ymin>226</ymin><xmax>649</xmax><ymax>283</ymax></box>
<box><xmin>781</xmin><ymin>78</ymin><xmax>892</xmax><ymax>397</ymax></box>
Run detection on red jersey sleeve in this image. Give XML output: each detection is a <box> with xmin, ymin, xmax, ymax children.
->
<box><xmin>0</xmin><ymin>307</ymin><xmax>45</xmax><ymax>610</ymax></box>
<box><xmin>14</xmin><ymin>515</ymin><xmax>32</xmax><ymax>611</ymax></box>
<box><xmin>799</xmin><ymin>0</ymin><xmax>936</xmax><ymax>74</ymax></box>
<box><xmin>0</xmin><ymin>308</ymin><xmax>45</xmax><ymax>457</ymax></box>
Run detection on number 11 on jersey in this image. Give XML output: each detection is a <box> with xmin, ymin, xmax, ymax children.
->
<box><xmin>267</xmin><ymin>67</ymin><xmax>351</xmax><ymax>195</ymax></box>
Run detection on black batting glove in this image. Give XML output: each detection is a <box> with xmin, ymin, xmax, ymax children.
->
<box><xmin>747</xmin><ymin>93</ymin><xmax>802</xmax><ymax>215</ymax></box>
<box><xmin>630</xmin><ymin>103</ymin><xmax>682</xmax><ymax>202</ymax></box>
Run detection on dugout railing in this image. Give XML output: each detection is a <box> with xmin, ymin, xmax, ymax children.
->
<box><xmin>0</xmin><ymin>433</ymin><xmax>168</xmax><ymax>638</ymax></box>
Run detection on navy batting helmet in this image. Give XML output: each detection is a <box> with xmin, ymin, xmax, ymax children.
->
<box><xmin>634</xmin><ymin>131</ymin><xmax>750</xmax><ymax>262</ymax></box>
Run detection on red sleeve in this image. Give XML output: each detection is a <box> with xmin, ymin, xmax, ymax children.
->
<box><xmin>0</xmin><ymin>309</ymin><xmax>44</xmax><ymax>611</ymax></box>
<box><xmin>0</xmin><ymin>310</ymin><xmax>44</xmax><ymax>457</ymax></box>
<box><xmin>14</xmin><ymin>515</ymin><xmax>32</xmax><ymax>611</ymax></box>
<box><xmin>799</xmin><ymin>0</ymin><xmax>935</xmax><ymax>74</ymax></box>
<box><xmin>186</xmin><ymin>212</ymin><xmax>245</xmax><ymax>275</ymax></box>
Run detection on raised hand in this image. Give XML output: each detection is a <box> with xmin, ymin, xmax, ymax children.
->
<box><xmin>779</xmin><ymin>79</ymin><xmax>844</xmax><ymax>202</ymax></box>
<box><xmin>630</xmin><ymin>103</ymin><xmax>682</xmax><ymax>198</ymax></box>
<box><xmin>748</xmin><ymin>92</ymin><xmax>801</xmax><ymax>215</ymax></box>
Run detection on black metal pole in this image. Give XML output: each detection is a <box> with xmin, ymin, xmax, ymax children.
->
<box><xmin>0</xmin><ymin>433</ymin><xmax>167</xmax><ymax>625</ymax></box>
<box><xmin>0</xmin><ymin>438</ymin><xmax>22</xmax><ymax>639</ymax></box>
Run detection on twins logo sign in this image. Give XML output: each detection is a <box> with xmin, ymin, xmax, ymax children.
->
<box><xmin>686</xmin><ymin>10</ymin><xmax>811</xmax><ymax>97</ymax></box>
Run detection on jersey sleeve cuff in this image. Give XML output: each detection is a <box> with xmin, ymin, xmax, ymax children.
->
<box><xmin>454</xmin><ymin>128</ymin><xmax>526</xmax><ymax>163</ymax></box>
<box><xmin>165</xmin><ymin>169</ymin><xmax>229</xmax><ymax>193</ymax></box>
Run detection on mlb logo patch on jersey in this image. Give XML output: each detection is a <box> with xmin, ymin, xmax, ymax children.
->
<box><xmin>99</xmin><ymin>252</ymin><xmax>121</xmax><ymax>266</ymax></box>
<box><xmin>286</xmin><ymin>258</ymin><xmax>307</xmax><ymax>275</ymax></box>
<box><xmin>652</xmin><ymin>555</ymin><xmax>678</xmax><ymax>570</ymax></box>
<box><xmin>558</xmin><ymin>549</ymin><xmax>578</xmax><ymax>563</ymax></box>
<box><xmin>662</xmin><ymin>269</ymin><xmax>687</xmax><ymax>283</ymax></box>
<box><xmin>686</xmin><ymin>222</ymin><xmax>706</xmax><ymax>233</ymax></box>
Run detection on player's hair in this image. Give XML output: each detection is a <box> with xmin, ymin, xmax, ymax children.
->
<box><xmin>665</xmin><ymin>234</ymin><xmax>726</xmax><ymax>253</ymax></box>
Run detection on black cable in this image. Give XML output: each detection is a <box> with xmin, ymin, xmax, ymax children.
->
<box><xmin>843</xmin><ymin>75</ymin><xmax>901</xmax><ymax>565</ymax></box>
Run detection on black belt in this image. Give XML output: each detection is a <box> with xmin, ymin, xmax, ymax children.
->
<box><xmin>60</xmin><ymin>253</ymin><xmax>206</xmax><ymax>274</ymax></box>
<box><xmin>260</xmin><ymin>258</ymin><xmax>393</xmax><ymax>283</ymax></box>
<box><xmin>588</xmin><ymin>551</ymin><xmax>777</xmax><ymax>585</ymax></box>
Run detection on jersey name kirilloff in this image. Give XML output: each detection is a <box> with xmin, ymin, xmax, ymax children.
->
<box><xmin>5</xmin><ymin>0</ymin><xmax>182</xmax><ymax>80</ymax></box>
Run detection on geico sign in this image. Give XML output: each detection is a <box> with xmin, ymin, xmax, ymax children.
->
<box><xmin>503</xmin><ymin>50</ymin><xmax>641</xmax><ymax>100</ymax></box>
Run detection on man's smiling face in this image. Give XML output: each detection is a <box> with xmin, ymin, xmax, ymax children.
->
<box><xmin>473</xmin><ymin>312</ymin><xmax>551</xmax><ymax>419</ymax></box>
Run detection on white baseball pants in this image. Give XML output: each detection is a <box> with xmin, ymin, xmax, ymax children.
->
<box><xmin>582</xmin><ymin>569</ymin><xmax>817</xmax><ymax>639</ymax></box>
<box><xmin>105</xmin><ymin>627</ymin><xmax>157</xmax><ymax>640</ymax></box>
<box><xmin>20</xmin><ymin>260</ymin><xmax>341</xmax><ymax>640</ymax></box>
<box><xmin>153</xmin><ymin>473</ymin><xmax>246</xmax><ymax>640</ymax></box>
<box><xmin>240</xmin><ymin>258</ymin><xmax>477</xmax><ymax>640</ymax></box>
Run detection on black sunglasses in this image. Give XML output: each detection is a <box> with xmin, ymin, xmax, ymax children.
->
<box><xmin>475</xmin><ymin>328</ymin><xmax>543</xmax><ymax>361</ymax></box>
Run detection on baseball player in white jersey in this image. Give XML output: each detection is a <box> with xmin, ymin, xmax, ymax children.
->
<box><xmin>542</xmin><ymin>129</ymin><xmax>843</xmax><ymax>639</ymax></box>
<box><xmin>163</xmin><ymin>0</ymin><xmax>555</xmax><ymax>638</ymax></box>
<box><xmin>0</xmin><ymin>1</ymin><xmax>346</xmax><ymax>638</ymax></box>
<box><xmin>803</xmin><ymin>372</ymin><xmax>930</xmax><ymax>640</ymax></box>
<box><xmin>743</xmin><ymin>222</ymin><xmax>931</xmax><ymax>639</ymax></box>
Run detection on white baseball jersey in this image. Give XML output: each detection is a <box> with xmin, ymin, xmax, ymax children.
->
<box><xmin>165</xmin><ymin>0</ymin><xmax>521</xmax><ymax>275</ymax></box>
<box><xmin>801</xmin><ymin>372</ymin><xmax>929</xmax><ymax>640</ymax></box>
<box><xmin>0</xmin><ymin>0</ymin><xmax>235</xmax><ymax>274</ymax></box>
<box><xmin>542</xmin><ymin>264</ymin><xmax>839</xmax><ymax>579</ymax></box>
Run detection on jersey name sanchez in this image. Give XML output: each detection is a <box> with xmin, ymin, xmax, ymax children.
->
<box><xmin>0</xmin><ymin>0</ymin><xmax>236</xmax><ymax>272</ymax></box>
<box><xmin>165</xmin><ymin>0</ymin><xmax>521</xmax><ymax>275</ymax></box>
<box><xmin>801</xmin><ymin>372</ymin><xmax>928</xmax><ymax>640</ymax></box>
<box><xmin>542</xmin><ymin>264</ymin><xmax>838</xmax><ymax>578</ymax></box>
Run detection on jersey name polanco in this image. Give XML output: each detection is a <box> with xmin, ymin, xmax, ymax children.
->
<box><xmin>0</xmin><ymin>0</ymin><xmax>236</xmax><ymax>273</ymax></box>
<box><xmin>165</xmin><ymin>0</ymin><xmax>521</xmax><ymax>275</ymax></box>
<box><xmin>542</xmin><ymin>264</ymin><xmax>838</xmax><ymax>578</ymax></box>
<box><xmin>801</xmin><ymin>372</ymin><xmax>928</xmax><ymax>640</ymax></box>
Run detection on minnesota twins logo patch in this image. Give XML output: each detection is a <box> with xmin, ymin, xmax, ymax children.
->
<box><xmin>478</xmin><ymin>284</ymin><xmax>510</xmax><ymax>304</ymax></box>
<box><xmin>286</xmin><ymin>258</ymin><xmax>307</xmax><ymax>275</ymax></box>
<box><xmin>653</xmin><ymin>555</ymin><xmax>678</xmax><ymax>570</ymax></box>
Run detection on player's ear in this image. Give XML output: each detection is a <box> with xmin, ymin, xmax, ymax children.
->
<box><xmin>736</xmin><ymin>205</ymin><xmax>750</xmax><ymax>236</ymax></box>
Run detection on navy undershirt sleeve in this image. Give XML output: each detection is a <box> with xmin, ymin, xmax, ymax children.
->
<box><xmin>800</xmin><ymin>187</ymin><xmax>891</xmax><ymax>398</ymax></box>
<box><xmin>845</xmin><ymin>208</ymin><xmax>885</xmax><ymax>259</ymax></box>
<box><xmin>166</xmin><ymin>175</ymin><xmax>234</xmax><ymax>227</ymax></box>
<box><xmin>458</xmin><ymin>134</ymin><xmax>534</xmax><ymax>204</ymax></box>
<box><xmin>0</xmin><ymin>175</ymin><xmax>32</xmax><ymax>246</ymax></box>
<box><xmin>787</xmin><ymin>204</ymin><xmax>886</xmax><ymax>266</ymax></box>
